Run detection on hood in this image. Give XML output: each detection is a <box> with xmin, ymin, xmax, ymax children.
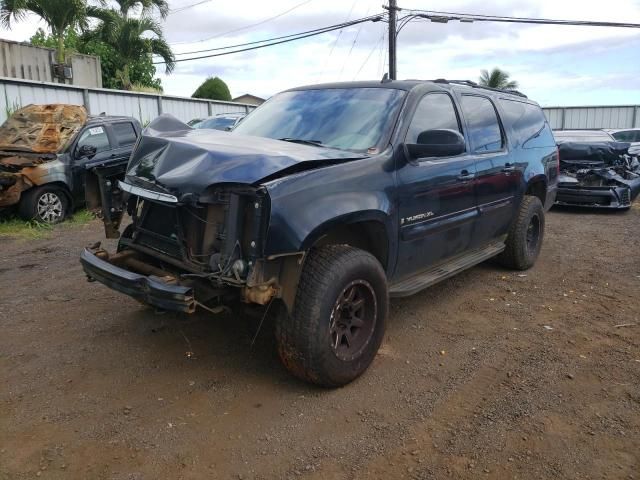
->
<box><xmin>125</xmin><ymin>114</ymin><xmax>368</xmax><ymax>198</ymax></box>
<box><xmin>557</xmin><ymin>141</ymin><xmax>631</xmax><ymax>164</ymax></box>
<box><xmin>0</xmin><ymin>104</ymin><xmax>87</xmax><ymax>154</ymax></box>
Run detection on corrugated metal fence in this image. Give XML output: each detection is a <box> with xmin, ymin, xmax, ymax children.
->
<box><xmin>542</xmin><ymin>105</ymin><xmax>640</xmax><ymax>130</ymax></box>
<box><xmin>1</xmin><ymin>76</ymin><xmax>638</xmax><ymax>131</ymax></box>
<box><xmin>0</xmin><ymin>76</ymin><xmax>255</xmax><ymax>125</ymax></box>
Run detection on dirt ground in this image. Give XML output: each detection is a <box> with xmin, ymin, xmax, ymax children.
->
<box><xmin>1</xmin><ymin>205</ymin><xmax>639</xmax><ymax>480</ymax></box>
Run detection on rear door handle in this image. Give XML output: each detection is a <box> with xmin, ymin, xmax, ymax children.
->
<box><xmin>457</xmin><ymin>169</ymin><xmax>474</xmax><ymax>181</ymax></box>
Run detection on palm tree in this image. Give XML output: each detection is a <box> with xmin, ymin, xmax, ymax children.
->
<box><xmin>479</xmin><ymin>68</ymin><xmax>519</xmax><ymax>91</ymax></box>
<box><xmin>112</xmin><ymin>0</ymin><xmax>169</xmax><ymax>19</ymax></box>
<box><xmin>0</xmin><ymin>0</ymin><xmax>88</xmax><ymax>63</ymax></box>
<box><xmin>85</xmin><ymin>7</ymin><xmax>174</xmax><ymax>90</ymax></box>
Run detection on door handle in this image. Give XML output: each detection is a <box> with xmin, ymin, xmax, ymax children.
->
<box><xmin>457</xmin><ymin>169</ymin><xmax>474</xmax><ymax>181</ymax></box>
<box><xmin>502</xmin><ymin>163</ymin><xmax>516</xmax><ymax>172</ymax></box>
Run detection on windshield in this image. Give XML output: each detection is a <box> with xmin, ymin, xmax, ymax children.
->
<box><xmin>233</xmin><ymin>88</ymin><xmax>406</xmax><ymax>151</ymax></box>
<box><xmin>197</xmin><ymin>116</ymin><xmax>239</xmax><ymax>130</ymax></box>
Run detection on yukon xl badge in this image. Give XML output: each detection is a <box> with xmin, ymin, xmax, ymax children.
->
<box><xmin>401</xmin><ymin>212</ymin><xmax>435</xmax><ymax>225</ymax></box>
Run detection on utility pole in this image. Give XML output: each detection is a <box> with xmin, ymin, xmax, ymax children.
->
<box><xmin>387</xmin><ymin>0</ymin><xmax>397</xmax><ymax>80</ymax></box>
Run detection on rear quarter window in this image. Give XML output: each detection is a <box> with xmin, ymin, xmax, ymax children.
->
<box><xmin>112</xmin><ymin>122</ymin><xmax>138</xmax><ymax>146</ymax></box>
<box><xmin>499</xmin><ymin>99</ymin><xmax>556</xmax><ymax>149</ymax></box>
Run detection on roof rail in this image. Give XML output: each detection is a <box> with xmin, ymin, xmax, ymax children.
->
<box><xmin>433</xmin><ymin>78</ymin><xmax>528</xmax><ymax>98</ymax></box>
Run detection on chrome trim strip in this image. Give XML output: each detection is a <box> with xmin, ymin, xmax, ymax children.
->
<box><xmin>119</xmin><ymin>181</ymin><xmax>178</xmax><ymax>203</ymax></box>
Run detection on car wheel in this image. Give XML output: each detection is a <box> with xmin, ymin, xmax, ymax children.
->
<box><xmin>19</xmin><ymin>186</ymin><xmax>69</xmax><ymax>224</ymax></box>
<box><xmin>498</xmin><ymin>195</ymin><xmax>545</xmax><ymax>270</ymax></box>
<box><xmin>275</xmin><ymin>245</ymin><xmax>388</xmax><ymax>387</ymax></box>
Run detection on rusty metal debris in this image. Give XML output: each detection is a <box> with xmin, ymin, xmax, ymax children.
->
<box><xmin>0</xmin><ymin>104</ymin><xmax>86</xmax><ymax>154</ymax></box>
<box><xmin>0</xmin><ymin>104</ymin><xmax>88</xmax><ymax>214</ymax></box>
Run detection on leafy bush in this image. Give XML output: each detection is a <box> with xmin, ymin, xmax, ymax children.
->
<box><xmin>192</xmin><ymin>77</ymin><xmax>232</xmax><ymax>101</ymax></box>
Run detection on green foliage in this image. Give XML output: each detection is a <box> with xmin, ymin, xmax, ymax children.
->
<box><xmin>84</xmin><ymin>7</ymin><xmax>174</xmax><ymax>90</ymax></box>
<box><xmin>0</xmin><ymin>209</ymin><xmax>94</xmax><ymax>239</ymax></box>
<box><xmin>479</xmin><ymin>68</ymin><xmax>519</xmax><ymax>91</ymax></box>
<box><xmin>5</xmin><ymin>99</ymin><xmax>21</xmax><ymax>119</ymax></box>
<box><xmin>30</xmin><ymin>27</ymin><xmax>163</xmax><ymax>91</ymax></box>
<box><xmin>192</xmin><ymin>77</ymin><xmax>232</xmax><ymax>101</ymax></box>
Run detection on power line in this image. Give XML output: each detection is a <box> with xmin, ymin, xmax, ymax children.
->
<box><xmin>338</xmin><ymin>3</ymin><xmax>372</xmax><ymax>79</ymax></box>
<box><xmin>353</xmin><ymin>29</ymin><xmax>385</xmax><ymax>79</ymax></box>
<box><xmin>168</xmin><ymin>0</ymin><xmax>213</xmax><ymax>15</ymax></box>
<box><xmin>169</xmin><ymin>0</ymin><xmax>315</xmax><ymax>45</ymax></box>
<box><xmin>402</xmin><ymin>8</ymin><xmax>640</xmax><ymax>28</ymax></box>
<box><xmin>173</xmin><ymin>18</ymin><xmax>372</xmax><ymax>56</ymax></box>
<box><xmin>318</xmin><ymin>0</ymin><xmax>360</xmax><ymax>82</ymax></box>
<box><xmin>155</xmin><ymin>14</ymin><xmax>384</xmax><ymax>64</ymax></box>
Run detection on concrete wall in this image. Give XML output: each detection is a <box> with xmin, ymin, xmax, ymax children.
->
<box><xmin>542</xmin><ymin>105</ymin><xmax>640</xmax><ymax>130</ymax></box>
<box><xmin>0</xmin><ymin>39</ymin><xmax>102</xmax><ymax>88</ymax></box>
<box><xmin>0</xmin><ymin>77</ymin><xmax>255</xmax><ymax>125</ymax></box>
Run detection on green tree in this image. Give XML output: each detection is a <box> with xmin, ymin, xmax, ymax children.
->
<box><xmin>192</xmin><ymin>77</ymin><xmax>232</xmax><ymax>101</ymax></box>
<box><xmin>0</xmin><ymin>0</ymin><xmax>88</xmax><ymax>63</ymax></box>
<box><xmin>479</xmin><ymin>68</ymin><xmax>519</xmax><ymax>90</ymax></box>
<box><xmin>113</xmin><ymin>0</ymin><xmax>169</xmax><ymax>19</ymax></box>
<box><xmin>85</xmin><ymin>7</ymin><xmax>174</xmax><ymax>90</ymax></box>
<box><xmin>30</xmin><ymin>27</ymin><xmax>163</xmax><ymax>91</ymax></box>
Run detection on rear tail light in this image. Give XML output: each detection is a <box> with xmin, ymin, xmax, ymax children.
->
<box><xmin>556</xmin><ymin>147</ymin><xmax>560</xmax><ymax>176</ymax></box>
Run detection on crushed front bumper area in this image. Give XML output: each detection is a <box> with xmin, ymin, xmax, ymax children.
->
<box><xmin>80</xmin><ymin>248</ymin><xmax>196</xmax><ymax>313</ymax></box>
<box><xmin>556</xmin><ymin>183</ymin><xmax>637</xmax><ymax>209</ymax></box>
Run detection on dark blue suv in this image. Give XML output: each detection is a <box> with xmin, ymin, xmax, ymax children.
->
<box><xmin>81</xmin><ymin>79</ymin><xmax>558</xmax><ymax>387</ymax></box>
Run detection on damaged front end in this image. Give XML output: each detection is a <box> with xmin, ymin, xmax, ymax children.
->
<box><xmin>81</xmin><ymin>114</ymin><xmax>369</xmax><ymax>313</ymax></box>
<box><xmin>81</xmin><ymin>181</ymin><xmax>291</xmax><ymax>313</ymax></box>
<box><xmin>0</xmin><ymin>104</ymin><xmax>87</xmax><ymax>209</ymax></box>
<box><xmin>556</xmin><ymin>141</ymin><xmax>640</xmax><ymax>209</ymax></box>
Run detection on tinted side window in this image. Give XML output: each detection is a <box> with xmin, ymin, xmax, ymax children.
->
<box><xmin>612</xmin><ymin>130</ymin><xmax>640</xmax><ymax>142</ymax></box>
<box><xmin>406</xmin><ymin>93</ymin><xmax>461</xmax><ymax>144</ymax></box>
<box><xmin>500</xmin><ymin>99</ymin><xmax>556</xmax><ymax>149</ymax></box>
<box><xmin>77</xmin><ymin>126</ymin><xmax>110</xmax><ymax>153</ymax></box>
<box><xmin>112</xmin><ymin>122</ymin><xmax>137</xmax><ymax>146</ymax></box>
<box><xmin>460</xmin><ymin>95</ymin><xmax>503</xmax><ymax>153</ymax></box>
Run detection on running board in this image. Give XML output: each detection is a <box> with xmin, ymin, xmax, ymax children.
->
<box><xmin>389</xmin><ymin>241</ymin><xmax>505</xmax><ymax>298</ymax></box>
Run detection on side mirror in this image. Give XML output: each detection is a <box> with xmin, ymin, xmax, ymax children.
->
<box><xmin>405</xmin><ymin>129</ymin><xmax>466</xmax><ymax>160</ymax></box>
<box><xmin>76</xmin><ymin>144</ymin><xmax>97</xmax><ymax>159</ymax></box>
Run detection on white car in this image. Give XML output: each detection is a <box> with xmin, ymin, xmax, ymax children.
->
<box><xmin>605</xmin><ymin>129</ymin><xmax>640</xmax><ymax>155</ymax></box>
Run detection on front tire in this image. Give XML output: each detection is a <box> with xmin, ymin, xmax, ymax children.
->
<box><xmin>19</xmin><ymin>186</ymin><xmax>69</xmax><ymax>224</ymax></box>
<box><xmin>275</xmin><ymin>245</ymin><xmax>388</xmax><ymax>387</ymax></box>
<box><xmin>498</xmin><ymin>195</ymin><xmax>545</xmax><ymax>270</ymax></box>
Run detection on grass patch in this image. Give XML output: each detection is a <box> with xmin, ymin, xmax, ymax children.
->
<box><xmin>0</xmin><ymin>209</ymin><xmax>94</xmax><ymax>240</ymax></box>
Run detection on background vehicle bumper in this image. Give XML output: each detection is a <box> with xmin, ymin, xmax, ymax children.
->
<box><xmin>555</xmin><ymin>185</ymin><xmax>633</xmax><ymax>209</ymax></box>
<box><xmin>80</xmin><ymin>249</ymin><xmax>196</xmax><ymax>313</ymax></box>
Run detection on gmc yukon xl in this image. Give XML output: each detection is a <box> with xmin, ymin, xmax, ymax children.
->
<box><xmin>81</xmin><ymin>79</ymin><xmax>558</xmax><ymax>387</ymax></box>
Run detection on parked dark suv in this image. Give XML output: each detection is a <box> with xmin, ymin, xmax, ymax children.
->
<box><xmin>81</xmin><ymin>79</ymin><xmax>558</xmax><ymax>386</ymax></box>
<box><xmin>0</xmin><ymin>104</ymin><xmax>141</xmax><ymax>223</ymax></box>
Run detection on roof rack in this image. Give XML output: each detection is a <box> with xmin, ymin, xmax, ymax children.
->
<box><xmin>432</xmin><ymin>78</ymin><xmax>528</xmax><ymax>98</ymax></box>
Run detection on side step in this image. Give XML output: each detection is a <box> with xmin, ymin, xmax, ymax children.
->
<box><xmin>389</xmin><ymin>241</ymin><xmax>505</xmax><ymax>298</ymax></box>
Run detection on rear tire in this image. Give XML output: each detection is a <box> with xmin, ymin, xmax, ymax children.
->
<box><xmin>497</xmin><ymin>195</ymin><xmax>545</xmax><ymax>270</ymax></box>
<box><xmin>19</xmin><ymin>186</ymin><xmax>69</xmax><ymax>224</ymax></box>
<box><xmin>275</xmin><ymin>245</ymin><xmax>388</xmax><ymax>387</ymax></box>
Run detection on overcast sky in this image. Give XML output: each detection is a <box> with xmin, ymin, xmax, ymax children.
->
<box><xmin>2</xmin><ymin>0</ymin><xmax>639</xmax><ymax>106</ymax></box>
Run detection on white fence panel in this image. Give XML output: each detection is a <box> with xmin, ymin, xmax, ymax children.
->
<box><xmin>210</xmin><ymin>102</ymin><xmax>246</xmax><ymax>115</ymax></box>
<box><xmin>0</xmin><ymin>77</ymin><xmax>255</xmax><ymax>125</ymax></box>
<box><xmin>162</xmin><ymin>98</ymin><xmax>210</xmax><ymax>123</ymax></box>
<box><xmin>2</xmin><ymin>82</ymin><xmax>84</xmax><ymax>112</ymax></box>
<box><xmin>543</xmin><ymin>105</ymin><xmax>639</xmax><ymax>130</ymax></box>
<box><xmin>88</xmin><ymin>90</ymin><xmax>146</xmax><ymax>120</ymax></box>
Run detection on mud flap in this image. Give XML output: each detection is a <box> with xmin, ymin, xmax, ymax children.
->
<box><xmin>85</xmin><ymin>161</ymin><xmax>128</xmax><ymax>238</ymax></box>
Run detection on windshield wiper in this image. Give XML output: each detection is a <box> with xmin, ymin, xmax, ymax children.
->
<box><xmin>278</xmin><ymin>137</ymin><xmax>326</xmax><ymax>147</ymax></box>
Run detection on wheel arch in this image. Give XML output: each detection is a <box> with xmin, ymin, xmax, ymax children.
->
<box><xmin>20</xmin><ymin>182</ymin><xmax>75</xmax><ymax>216</ymax></box>
<box><xmin>525</xmin><ymin>175</ymin><xmax>547</xmax><ymax>205</ymax></box>
<box><xmin>300</xmin><ymin>210</ymin><xmax>394</xmax><ymax>273</ymax></box>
